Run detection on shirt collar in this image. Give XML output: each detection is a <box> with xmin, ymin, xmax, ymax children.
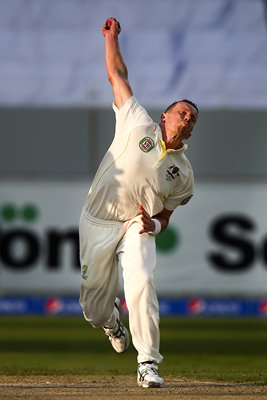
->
<box><xmin>154</xmin><ymin>124</ymin><xmax>188</xmax><ymax>160</ymax></box>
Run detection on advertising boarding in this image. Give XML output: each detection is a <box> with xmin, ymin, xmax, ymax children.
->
<box><xmin>1</xmin><ymin>180</ymin><xmax>267</xmax><ymax>297</ymax></box>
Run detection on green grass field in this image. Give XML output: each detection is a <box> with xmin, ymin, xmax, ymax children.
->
<box><xmin>0</xmin><ymin>316</ymin><xmax>267</xmax><ymax>383</ymax></box>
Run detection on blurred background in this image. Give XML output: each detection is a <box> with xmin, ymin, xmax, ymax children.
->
<box><xmin>1</xmin><ymin>0</ymin><xmax>267</xmax><ymax>317</ymax></box>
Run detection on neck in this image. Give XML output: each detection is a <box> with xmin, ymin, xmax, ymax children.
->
<box><xmin>160</xmin><ymin>123</ymin><xmax>183</xmax><ymax>150</ymax></box>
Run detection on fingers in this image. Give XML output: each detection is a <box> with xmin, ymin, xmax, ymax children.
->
<box><xmin>138</xmin><ymin>204</ymin><xmax>154</xmax><ymax>234</ymax></box>
<box><xmin>105</xmin><ymin>18</ymin><xmax>121</xmax><ymax>30</ymax></box>
<box><xmin>102</xmin><ymin>17</ymin><xmax>121</xmax><ymax>36</ymax></box>
<box><xmin>138</xmin><ymin>204</ymin><xmax>145</xmax><ymax>213</ymax></box>
<box><xmin>138</xmin><ymin>204</ymin><xmax>148</xmax><ymax>220</ymax></box>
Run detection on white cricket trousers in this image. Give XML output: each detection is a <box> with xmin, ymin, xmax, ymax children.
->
<box><xmin>79</xmin><ymin>208</ymin><xmax>163</xmax><ymax>364</ymax></box>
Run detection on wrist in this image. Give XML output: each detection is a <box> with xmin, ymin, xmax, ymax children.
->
<box><xmin>149</xmin><ymin>218</ymin><xmax>161</xmax><ymax>235</ymax></box>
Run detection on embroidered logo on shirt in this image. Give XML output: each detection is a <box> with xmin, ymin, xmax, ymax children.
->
<box><xmin>166</xmin><ymin>165</ymin><xmax>180</xmax><ymax>181</ymax></box>
<box><xmin>139</xmin><ymin>137</ymin><xmax>155</xmax><ymax>153</ymax></box>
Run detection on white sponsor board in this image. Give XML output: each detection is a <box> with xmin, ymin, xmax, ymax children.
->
<box><xmin>0</xmin><ymin>180</ymin><xmax>267</xmax><ymax>296</ymax></box>
<box><xmin>157</xmin><ymin>182</ymin><xmax>267</xmax><ymax>296</ymax></box>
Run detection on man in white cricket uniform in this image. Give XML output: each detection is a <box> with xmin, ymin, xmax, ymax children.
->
<box><xmin>79</xmin><ymin>18</ymin><xmax>199</xmax><ymax>388</ymax></box>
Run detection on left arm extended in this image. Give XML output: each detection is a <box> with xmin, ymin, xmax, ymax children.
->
<box><xmin>138</xmin><ymin>205</ymin><xmax>173</xmax><ymax>235</ymax></box>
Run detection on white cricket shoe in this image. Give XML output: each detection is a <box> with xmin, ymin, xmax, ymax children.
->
<box><xmin>137</xmin><ymin>362</ymin><xmax>164</xmax><ymax>388</ymax></box>
<box><xmin>102</xmin><ymin>298</ymin><xmax>130</xmax><ymax>353</ymax></box>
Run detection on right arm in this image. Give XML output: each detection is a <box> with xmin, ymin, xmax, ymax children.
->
<box><xmin>102</xmin><ymin>18</ymin><xmax>133</xmax><ymax>109</ymax></box>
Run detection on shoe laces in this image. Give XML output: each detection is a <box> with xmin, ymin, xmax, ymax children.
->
<box><xmin>139</xmin><ymin>362</ymin><xmax>159</xmax><ymax>378</ymax></box>
<box><xmin>104</xmin><ymin>318</ymin><xmax>125</xmax><ymax>340</ymax></box>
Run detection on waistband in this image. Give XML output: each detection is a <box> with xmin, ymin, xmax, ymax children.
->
<box><xmin>81</xmin><ymin>207</ymin><xmax>124</xmax><ymax>228</ymax></box>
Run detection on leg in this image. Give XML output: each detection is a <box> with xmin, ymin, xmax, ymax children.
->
<box><xmin>117</xmin><ymin>222</ymin><xmax>163</xmax><ymax>364</ymax></box>
<box><xmin>79</xmin><ymin>211</ymin><xmax>122</xmax><ymax>328</ymax></box>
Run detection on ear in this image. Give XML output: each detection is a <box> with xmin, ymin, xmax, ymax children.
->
<box><xmin>160</xmin><ymin>113</ymin><xmax>166</xmax><ymax>122</ymax></box>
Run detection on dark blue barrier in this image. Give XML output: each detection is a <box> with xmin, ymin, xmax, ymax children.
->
<box><xmin>0</xmin><ymin>296</ymin><xmax>267</xmax><ymax>316</ymax></box>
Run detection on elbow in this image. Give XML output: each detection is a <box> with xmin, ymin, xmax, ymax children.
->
<box><xmin>107</xmin><ymin>73</ymin><xmax>114</xmax><ymax>85</ymax></box>
<box><xmin>107</xmin><ymin>70</ymin><xmax>118</xmax><ymax>86</ymax></box>
<box><xmin>107</xmin><ymin>70</ymin><xmax>128</xmax><ymax>88</ymax></box>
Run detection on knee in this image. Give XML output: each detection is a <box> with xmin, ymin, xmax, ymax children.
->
<box><xmin>126</xmin><ymin>272</ymin><xmax>155</xmax><ymax>305</ymax></box>
<box><xmin>80</xmin><ymin>294</ymin><xmax>113</xmax><ymax>328</ymax></box>
<box><xmin>83</xmin><ymin>310</ymin><xmax>105</xmax><ymax>328</ymax></box>
<box><xmin>79</xmin><ymin>280</ymin><xmax>117</xmax><ymax>328</ymax></box>
<box><xmin>137</xmin><ymin>269</ymin><xmax>155</xmax><ymax>289</ymax></box>
<box><xmin>82</xmin><ymin>308</ymin><xmax>107</xmax><ymax>328</ymax></box>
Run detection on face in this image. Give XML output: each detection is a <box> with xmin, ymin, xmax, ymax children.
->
<box><xmin>161</xmin><ymin>102</ymin><xmax>198</xmax><ymax>140</ymax></box>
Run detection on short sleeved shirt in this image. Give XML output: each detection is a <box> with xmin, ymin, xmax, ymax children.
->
<box><xmin>84</xmin><ymin>96</ymin><xmax>194</xmax><ymax>221</ymax></box>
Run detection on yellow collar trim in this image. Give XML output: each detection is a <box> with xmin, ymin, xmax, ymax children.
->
<box><xmin>158</xmin><ymin>138</ymin><xmax>178</xmax><ymax>161</ymax></box>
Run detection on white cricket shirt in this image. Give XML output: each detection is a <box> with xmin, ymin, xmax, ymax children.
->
<box><xmin>84</xmin><ymin>96</ymin><xmax>194</xmax><ymax>221</ymax></box>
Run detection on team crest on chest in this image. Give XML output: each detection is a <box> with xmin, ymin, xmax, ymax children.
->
<box><xmin>139</xmin><ymin>137</ymin><xmax>155</xmax><ymax>153</ymax></box>
<box><xmin>166</xmin><ymin>165</ymin><xmax>180</xmax><ymax>181</ymax></box>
